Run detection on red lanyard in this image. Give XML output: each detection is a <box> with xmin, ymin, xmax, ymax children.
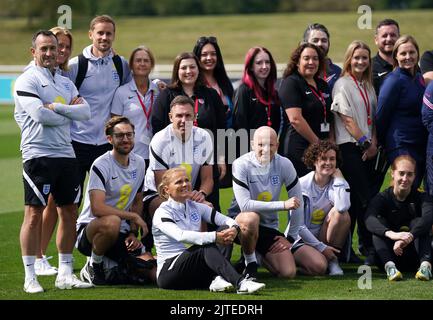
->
<box><xmin>193</xmin><ymin>97</ymin><xmax>199</xmax><ymax>127</ymax></box>
<box><xmin>323</xmin><ymin>69</ymin><xmax>327</xmax><ymax>81</ymax></box>
<box><xmin>205</xmin><ymin>78</ymin><xmax>223</xmax><ymax>99</ymax></box>
<box><xmin>350</xmin><ymin>75</ymin><xmax>371</xmax><ymax>125</ymax></box>
<box><xmin>265</xmin><ymin>102</ymin><xmax>272</xmax><ymax>127</ymax></box>
<box><xmin>308</xmin><ymin>85</ymin><xmax>327</xmax><ymax>123</ymax></box>
<box><xmin>136</xmin><ymin>90</ymin><xmax>154</xmax><ymax>130</ymax></box>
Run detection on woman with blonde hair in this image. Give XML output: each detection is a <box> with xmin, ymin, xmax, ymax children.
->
<box><xmin>331</xmin><ymin>40</ymin><xmax>378</xmax><ymax>265</ymax></box>
<box><xmin>152</xmin><ymin>168</ymin><xmax>265</xmax><ymax>294</ymax></box>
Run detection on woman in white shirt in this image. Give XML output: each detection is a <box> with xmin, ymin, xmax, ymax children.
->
<box><xmin>152</xmin><ymin>167</ymin><xmax>265</xmax><ymax>294</ymax></box>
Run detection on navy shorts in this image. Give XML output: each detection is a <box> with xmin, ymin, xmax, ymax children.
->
<box><xmin>23</xmin><ymin>157</ymin><xmax>80</xmax><ymax>206</ymax></box>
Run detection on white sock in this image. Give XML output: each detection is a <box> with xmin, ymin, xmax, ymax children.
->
<box><xmin>58</xmin><ymin>253</ymin><xmax>73</xmax><ymax>276</ymax></box>
<box><xmin>90</xmin><ymin>252</ymin><xmax>103</xmax><ymax>265</ymax></box>
<box><xmin>384</xmin><ymin>261</ymin><xmax>396</xmax><ymax>272</ymax></box>
<box><xmin>420</xmin><ymin>261</ymin><xmax>432</xmax><ymax>270</ymax></box>
<box><xmin>243</xmin><ymin>252</ymin><xmax>257</xmax><ymax>266</ymax></box>
<box><xmin>22</xmin><ymin>256</ymin><xmax>36</xmax><ymax>281</ymax></box>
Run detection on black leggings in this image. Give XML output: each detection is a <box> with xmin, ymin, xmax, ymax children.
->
<box><xmin>157</xmin><ymin>244</ymin><xmax>242</xmax><ymax>290</ymax></box>
<box><xmin>373</xmin><ymin>233</ymin><xmax>432</xmax><ymax>272</ymax></box>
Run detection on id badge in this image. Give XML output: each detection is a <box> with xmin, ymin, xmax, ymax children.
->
<box><xmin>320</xmin><ymin>122</ymin><xmax>330</xmax><ymax>133</ymax></box>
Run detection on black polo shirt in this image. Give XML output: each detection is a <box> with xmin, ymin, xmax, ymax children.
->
<box><xmin>372</xmin><ymin>53</ymin><xmax>393</xmax><ymax>97</ymax></box>
<box><xmin>278</xmin><ymin>71</ymin><xmax>332</xmax><ymax>150</ymax></box>
<box><xmin>420</xmin><ymin>50</ymin><xmax>433</xmax><ymax>74</ymax></box>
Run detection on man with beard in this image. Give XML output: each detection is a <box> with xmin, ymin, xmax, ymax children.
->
<box><xmin>303</xmin><ymin>23</ymin><xmax>341</xmax><ymax>92</ymax></box>
<box><xmin>372</xmin><ymin>19</ymin><xmax>400</xmax><ymax>96</ymax></box>
<box><xmin>14</xmin><ymin>30</ymin><xmax>92</xmax><ymax>293</ymax></box>
<box><xmin>76</xmin><ymin>116</ymin><xmax>156</xmax><ymax>285</ymax></box>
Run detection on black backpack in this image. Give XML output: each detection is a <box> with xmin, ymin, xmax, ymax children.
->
<box><xmin>74</xmin><ymin>53</ymin><xmax>124</xmax><ymax>91</ymax></box>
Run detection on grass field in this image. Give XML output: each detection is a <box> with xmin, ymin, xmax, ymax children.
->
<box><xmin>1</xmin><ymin>105</ymin><xmax>433</xmax><ymax>301</ymax></box>
<box><xmin>1</xmin><ymin>10</ymin><xmax>433</xmax><ymax>66</ymax></box>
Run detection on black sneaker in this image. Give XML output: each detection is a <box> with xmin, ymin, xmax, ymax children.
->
<box><xmin>243</xmin><ymin>262</ymin><xmax>258</xmax><ymax>280</ymax></box>
<box><xmin>89</xmin><ymin>262</ymin><xmax>107</xmax><ymax>285</ymax></box>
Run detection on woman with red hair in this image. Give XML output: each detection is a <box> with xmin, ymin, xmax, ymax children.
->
<box><xmin>233</xmin><ymin>46</ymin><xmax>281</xmax><ymax>150</ymax></box>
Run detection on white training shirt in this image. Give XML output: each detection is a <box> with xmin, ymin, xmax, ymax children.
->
<box><xmin>66</xmin><ymin>46</ymin><xmax>131</xmax><ymax>145</ymax></box>
<box><xmin>232</xmin><ymin>151</ymin><xmax>304</xmax><ymax>240</ymax></box>
<box><xmin>299</xmin><ymin>171</ymin><xmax>351</xmax><ymax>252</ymax></box>
<box><xmin>152</xmin><ymin>198</ymin><xmax>238</xmax><ymax>278</ymax></box>
<box><xmin>14</xmin><ymin>65</ymin><xmax>90</xmax><ymax>162</ymax></box>
<box><xmin>77</xmin><ymin>151</ymin><xmax>145</xmax><ymax>234</ymax></box>
<box><xmin>111</xmin><ymin>79</ymin><xmax>159</xmax><ymax>160</ymax></box>
<box><xmin>144</xmin><ymin>124</ymin><xmax>214</xmax><ymax>192</ymax></box>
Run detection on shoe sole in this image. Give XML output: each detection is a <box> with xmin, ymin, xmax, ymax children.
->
<box><xmin>237</xmin><ymin>284</ymin><xmax>265</xmax><ymax>295</ymax></box>
<box><xmin>415</xmin><ymin>273</ymin><xmax>430</xmax><ymax>281</ymax></box>
<box><xmin>210</xmin><ymin>285</ymin><xmax>235</xmax><ymax>293</ymax></box>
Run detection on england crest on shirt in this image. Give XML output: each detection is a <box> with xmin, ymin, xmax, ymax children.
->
<box><xmin>42</xmin><ymin>184</ymin><xmax>51</xmax><ymax>195</ymax></box>
<box><xmin>190</xmin><ymin>210</ymin><xmax>200</xmax><ymax>224</ymax></box>
<box><xmin>271</xmin><ymin>175</ymin><xmax>280</xmax><ymax>186</ymax></box>
<box><xmin>131</xmin><ymin>170</ymin><xmax>137</xmax><ymax>180</ymax></box>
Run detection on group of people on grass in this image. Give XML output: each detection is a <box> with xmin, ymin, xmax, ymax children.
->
<box><xmin>14</xmin><ymin>14</ymin><xmax>433</xmax><ymax>295</ymax></box>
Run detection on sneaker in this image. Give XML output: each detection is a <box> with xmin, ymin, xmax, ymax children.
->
<box><xmin>237</xmin><ymin>276</ymin><xmax>265</xmax><ymax>295</ymax></box>
<box><xmin>415</xmin><ymin>265</ymin><xmax>432</xmax><ymax>281</ymax></box>
<box><xmin>80</xmin><ymin>261</ymin><xmax>107</xmax><ymax>286</ymax></box>
<box><xmin>55</xmin><ymin>273</ymin><xmax>94</xmax><ymax>289</ymax></box>
<box><xmin>24</xmin><ymin>278</ymin><xmax>44</xmax><ymax>293</ymax></box>
<box><xmin>243</xmin><ymin>262</ymin><xmax>258</xmax><ymax>280</ymax></box>
<box><xmin>328</xmin><ymin>259</ymin><xmax>344</xmax><ymax>276</ymax></box>
<box><xmin>209</xmin><ymin>276</ymin><xmax>234</xmax><ymax>292</ymax></box>
<box><xmin>35</xmin><ymin>256</ymin><xmax>58</xmax><ymax>276</ymax></box>
<box><xmin>386</xmin><ymin>266</ymin><xmax>403</xmax><ymax>281</ymax></box>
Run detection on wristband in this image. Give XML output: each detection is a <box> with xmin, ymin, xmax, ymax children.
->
<box><xmin>233</xmin><ymin>224</ymin><xmax>241</xmax><ymax>235</ymax></box>
<box><xmin>199</xmin><ymin>190</ymin><xmax>208</xmax><ymax>198</ymax></box>
<box><xmin>357</xmin><ymin>135</ymin><xmax>368</xmax><ymax>144</ymax></box>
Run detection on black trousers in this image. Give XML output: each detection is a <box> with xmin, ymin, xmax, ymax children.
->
<box><xmin>157</xmin><ymin>244</ymin><xmax>242</xmax><ymax>290</ymax></box>
<box><xmin>339</xmin><ymin>142</ymin><xmax>376</xmax><ymax>252</ymax></box>
<box><xmin>373</xmin><ymin>232</ymin><xmax>432</xmax><ymax>272</ymax></box>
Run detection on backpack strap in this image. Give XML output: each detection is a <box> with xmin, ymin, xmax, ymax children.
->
<box><xmin>112</xmin><ymin>55</ymin><xmax>124</xmax><ymax>86</ymax></box>
<box><xmin>75</xmin><ymin>54</ymin><xmax>88</xmax><ymax>91</ymax></box>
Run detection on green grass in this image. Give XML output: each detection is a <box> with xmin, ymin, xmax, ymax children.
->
<box><xmin>1</xmin><ymin>105</ymin><xmax>433</xmax><ymax>300</ymax></box>
<box><xmin>1</xmin><ymin>10</ymin><xmax>433</xmax><ymax>65</ymax></box>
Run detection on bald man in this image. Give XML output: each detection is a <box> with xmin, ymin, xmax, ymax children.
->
<box><xmin>230</xmin><ymin>127</ymin><xmax>304</xmax><ymax>279</ymax></box>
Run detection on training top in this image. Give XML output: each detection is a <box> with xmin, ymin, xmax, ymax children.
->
<box><xmin>111</xmin><ymin>79</ymin><xmax>159</xmax><ymax>159</ymax></box>
<box><xmin>77</xmin><ymin>150</ymin><xmax>145</xmax><ymax>234</ymax></box>
<box><xmin>331</xmin><ymin>76</ymin><xmax>377</xmax><ymax>145</ymax></box>
<box><xmin>66</xmin><ymin>46</ymin><xmax>131</xmax><ymax>145</ymax></box>
<box><xmin>300</xmin><ymin>171</ymin><xmax>351</xmax><ymax>252</ymax></box>
<box><xmin>144</xmin><ymin>124</ymin><xmax>214</xmax><ymax>192</ymax></box>
<box><xmin>152</xmin><ymin>198</ymin><xmax>238</xmax><ymax>278</ymax></box>
<box><xmin>324</xmin><ymin>59</ymin><xmax>342</xmax><ymax>93</ymax></box>
<box><xmin>14</xmin><ymin>65</ymin><xmax>90</xmax><ymax>162</ymax></box>
<box><xmin>231</xmin><ymin>151</ymin><xmax>304</xmax><ymax>240</ymax></box>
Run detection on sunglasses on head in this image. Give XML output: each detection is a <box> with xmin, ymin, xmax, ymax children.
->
<box><xmin>197</xmin><ymin>36</ymin><xmax>217</xmax><ymax>45</ymax></box>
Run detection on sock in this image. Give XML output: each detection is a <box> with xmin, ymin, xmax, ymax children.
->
<box><xmin>22</xmin><ymin>256</ymin><xmax>36</xmax><ymax>281</ymax></box>
<box><xmin>384</xmin><ymin>261</ymin><xmax>396</xmax><ymax>272</ymax></box>
<box><xmin>91</xmin><ymin>252</ymin><xmax>103</xmax><ymax>265</ymax></box>
<box><xmin>243</xmin><ymin>252</ymin><xmax>257</xmax><ymax>266</ymax></box>
<box><xmin>420</xmin><ymin>261</ymin><xmax>432</xmax><ymax>270</ymax></box>
<box><xmin>58</xmin><ymin>253</ymin><xmax>73</xmax><ymax>276</ymax></box>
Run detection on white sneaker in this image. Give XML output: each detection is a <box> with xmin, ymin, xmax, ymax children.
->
<box><xmin>328</xmin><ymin>259</ymin><xmax>344</xmax><ymax>276</ymax></box>
<box><xmin>80</xmin><ymin>259</ymin><xmax>92</xmax><ymax>283</ymax></box>
<box><xmin>55</xmin><ymin>273</ymin><xmax>94</xmax><ymax>289</ymax></box>
<box><xmin>35</xmin><ymin>256</ymin><xmax>58</xmax><ymax>276</ymax></box>
<box><xmin>209</xmin><ymin>276</ymin><xmax>234</xmax><ymax>292</ymax></box>
<box><xmin>237</xmin><ymin>277</ymin><xmax>265</xmax><ymax>295</ymax></box>
<box><xmin>24</xmin><ymin>278</ymin><xmax>44</xmax><ymax>293</ymax></box>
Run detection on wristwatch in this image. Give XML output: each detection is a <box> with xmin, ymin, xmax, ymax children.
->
<box><xmin>360</xmin><ymin>139</ymin><xmax>371</xmax><ymax>152</ymax></box>
<box><xmin>199</xmin><ymin>190</ymin><xmax>208</xmax><ymax>198</ymax></box>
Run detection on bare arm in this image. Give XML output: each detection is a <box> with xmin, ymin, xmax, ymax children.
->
<box><xmin>285</xmin><ymin>108</ymin><xmax>319</xmax><ymax>144</ymax></box>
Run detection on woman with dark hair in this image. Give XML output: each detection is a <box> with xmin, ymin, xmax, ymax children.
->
<box><xmin>193</xmin><ymin>36</ymin><xmax>234</xmax><ymax>128</ymax></box>
<box><xmin>376</xmin><ymin>35</ymin><xmax>427</xmax><ymax>189</ymax></box>
<box><xmin>233</xmin><ymin>46</ymin><xmax>281</xmax><ymax>143</ymax></box>
<box><xmin>193</xmin><ymin>36</ymin><xmax>234</xmax><ymax>188</ymax></box>
<box><xmin>365</xmin><ymin>155</ymin><xmax>433</xmax><ymax>281</ymax></box>
<box><xmin>150</xmin><ymin>52</ymin><xmax>226</xmax><ymax>211</ymax></box>
<box><xmin>278</xmin><ymin>43</ymin><xmax>333</xmax><ymax>177</ymax></box>
<box><xmin>300</xmin><ymin>140</ymin><xmax>351</xmax><ymax>275</ymax></box>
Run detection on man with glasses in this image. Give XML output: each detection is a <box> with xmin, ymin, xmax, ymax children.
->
<box><xmin>76</xmin><ymin>116</ymin><xmax>156</xmax><ymax>285</ymax></box>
